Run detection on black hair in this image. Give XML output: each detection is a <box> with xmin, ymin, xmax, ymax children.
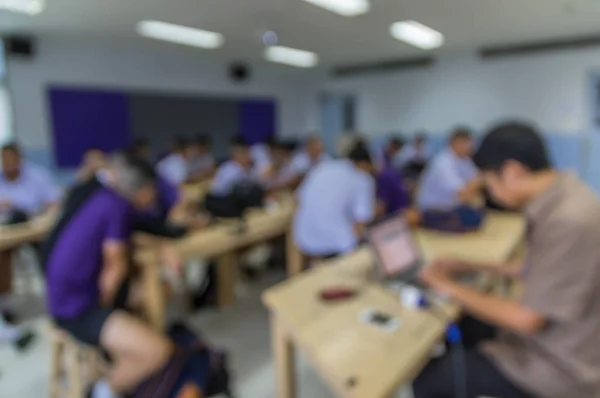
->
<box><xmin>450</xmin><ymin>127</ymin><xmax>472</xmax><ymax>141</ymax></box>
<box><xmin>348</xmin><ymin>142</ymin><xmax>372</xmax><ymax>164</ymax></box>
<box><xmin>415</xmin><ymin>133</ymin><xmax>427</xmax><ymax>143</ymax></box>
<box><xmin>171</xmin><ymin>136</ymin><xmax>188</xmax><ymax>151</ymax></box>
<box><xmin>278</xmin><ymin>140</ymin><xmax>297</xmax><ymax>153</ymax></box>
<box><xmin>388</xmin><ymin>136</ymin><xmax>405</xmax><ymax>148</ymax></box>
<box><xmin>231</xmin><ymin>136</ymin><xmax>249</xmax><ymax>149</ymax></box>
<box><xmin>1</xmin><ymin>142</ymin><xmax>20</xmax><ymax>155</ymax></box>
<box><xmin>473</xmin><ymin>122</ymin><xmax>551</xmax><ymax>172</ymax></box>
<box><xmin>195</xmin><ymin>134</ymin><xmax>211</xmax><ymax>146</ymax></box>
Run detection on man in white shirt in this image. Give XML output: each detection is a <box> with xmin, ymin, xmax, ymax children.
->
<box><xmin>210</xmin><ymin>138</ymin><xmax>258</xmax><ymax>197</ymax></box>
<box><xmin>416</xmin><ymin>129</ymin><xmax>483</xmax><ymax>231</ymax></box>
<box><xmin>156</xmin><ymin>137</ymin><xmax>192</xmax><ymax>186</ymax></box>
<box><xmin>397</xmin><ymin>133</ymin><xmax>429</xmax><ymax>168</ymax></box>
<box><xmin>291</xmin><ymin>135</ymin><xmax>329</xmax><ymax>177</ymax></box>
<box><xmin>293</xmin><ymin>143</ymin><xmax>375</xmax><ymax>258</ymax></box>
<box><xmin>0</xmin><ymin>143</ymin><xmax>60</xmax><ymax>218</ymax></box>
<box><xmin>187</xmin><ymin>135</ymin><xmax>215</xmax><ymax>182</ymax></box>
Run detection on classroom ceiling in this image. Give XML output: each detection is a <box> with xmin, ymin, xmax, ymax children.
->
<box><xmin>1</xmin><ymin>0</ymin><xmax>600</xmax><ymax>67</ymax></box>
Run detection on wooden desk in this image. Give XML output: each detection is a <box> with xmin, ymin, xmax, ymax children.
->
<box><xmin>0</xmin><ymin>212</ymin><xmax>56</xmax><ymax>251</ymax></box>
<box><xmin>139</xmin><ymin>195</ymin><xmax>297</xmax><ymax>330</ymax></box>
<box><xmin>263</xmin><ymin>212</ymin><xmax>525</xmax><ymax>398</ymax></box>
<box><xmin>181</xmin><ymin>180</ymin><xmax>211</xmax><ymax>204</ymax></box>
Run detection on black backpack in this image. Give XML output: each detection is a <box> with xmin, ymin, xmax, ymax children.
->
<box><xmin>133</xmin><ymin>322</ymin><xmax>234</xmax><ymax>398</ymax></box>
<box><xmin>204</xmin><ymin>181</ymin><xmax>265</xmax><ymax>219</ymax></box>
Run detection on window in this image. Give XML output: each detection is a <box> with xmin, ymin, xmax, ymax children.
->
<box><xmin>0</xmin><ymin>40</ymin><xmax>13</xmax><ymax>145</ymax></box>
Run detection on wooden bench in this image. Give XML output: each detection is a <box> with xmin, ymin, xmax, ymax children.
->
<box><xmin>48</xmin><ymin>325</ymin><xmax>105</xmax><ymax>398</ymax></box>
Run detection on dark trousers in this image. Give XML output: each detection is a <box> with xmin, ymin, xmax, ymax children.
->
<box><xmin>413</xmin><ymin>317</ymin><xmax>535</xmax><ymax>398</ymax></box>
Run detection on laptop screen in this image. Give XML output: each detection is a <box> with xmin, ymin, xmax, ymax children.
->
<box><xmin>369</xmin><ymin>217</ymin><xmax>420</xmax><ymax>278</ymax></box>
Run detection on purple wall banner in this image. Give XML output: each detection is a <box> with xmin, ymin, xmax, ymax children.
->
<box><xmin>48</xmin><ymin>86</ymin><xmax>131</xmax><ymax>167</ymax></box>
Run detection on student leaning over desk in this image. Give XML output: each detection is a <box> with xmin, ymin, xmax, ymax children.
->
<box><xmin>415</xmin><ymin>122</ymin><xmax>600</xmax><ymax>398</ymax></box>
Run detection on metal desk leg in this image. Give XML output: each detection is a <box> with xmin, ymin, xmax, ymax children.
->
<box><xmin>285</xmin><ymin>231</ymin><xmax>303</xmax><ymax>277</ymax></box>
<box><xmin>271</xmin><ymin>314</ymin><xmax>296</xmax><ymax>398</ymax></box>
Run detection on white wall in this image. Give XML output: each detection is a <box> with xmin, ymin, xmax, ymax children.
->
<box><xmin>325</xmin><ymin>48</ymin><xmax>600</xmax><ymax>136</ymax></box>
<box><xmin>6</xmin><ymin>36</ymin><xmax>322</xmax><ymax>151</ymax></box>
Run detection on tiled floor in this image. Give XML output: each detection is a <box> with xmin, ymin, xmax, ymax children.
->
<box><xmin>0</xmin><ymin>268</ymin><xmax>411</xmax><ymax>398</ymax></box>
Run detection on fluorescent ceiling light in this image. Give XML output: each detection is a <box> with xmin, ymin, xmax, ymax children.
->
<box><xmin>137</xmin><ymin>20</ymin><xmax>225</xmax><ymax>49</ymax></box>
<box><xmin>264</xmin><ymin>46</ymin><xmax>319</xmax><ymax>68</ymax></box>
<box><xmin>303</xmin><ymin>0</ymin><xmax>370</xmax><ymax>17</ymax></box>
<box><xmin>0</xmin><ymin>0</ymin><xmax>45</xmax><ymax>15</ymax></box>
<box><xmin>389</xmin><ymin>21</ymin><xmax>444</xmax><ymax>50</ymax></box>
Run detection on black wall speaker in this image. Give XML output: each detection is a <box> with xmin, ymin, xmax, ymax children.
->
<box><xmin>5</xmin><ymin>35</ymin><xmax>36</xmax><ymax>59</ymax></box>
<box><xmin>229</xmin><ymin>62</ymin><xmax>251</xmax><ymax>83</ymax></box>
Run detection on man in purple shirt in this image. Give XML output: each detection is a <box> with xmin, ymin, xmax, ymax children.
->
<box><xmin>376</xmin><ymin>137</ymin><xmax>411</xmax><ymax>217</ymax></box>
<box><xmin>45</xmin><ymin>153</ymin><xmax>175</xmax><ymax>398</ymax></box>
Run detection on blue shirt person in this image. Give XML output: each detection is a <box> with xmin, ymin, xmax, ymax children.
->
<box><xmin>293</xmin><ymin>145</ymin><xmax>376</xmax><ymax>257</ymax></box>
<box><xmin>156</xmin><ymin>137</ymin><xmax>192</xmax><ymax>186</ymax></box>
<box><xmin>417</xmin><ymin>130</ymin><xmax>479</xmax><ymax>211</ymax></box>
<box><xmin>0</xmin><ymin>143</ymin><xmax>60</xmax><ymax>218</ymax></box>
<box><xmin>396</xmin><ymin>134</ymin><xmax>429</xmax><ymax>168</ymax></box>
<box><xmin>187</xmin><ymin>135</ymin><xmax>215</xmax><ymax>181</ymax></box>
<box><xmin>290</xmin><ymin>135</ymin><xmax>330</xmax><ymax>176</ymax></box>
<box><xmin>210</xmin><ymin>138</ymin><xmax>258</xmax><ymax>196</ymax></box>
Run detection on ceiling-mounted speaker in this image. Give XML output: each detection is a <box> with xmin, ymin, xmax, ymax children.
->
<box><xmin>5</xmin><ymin>35</ymin><xmax>36</xmax><ymax>59</ymax></box>
<box><xmin>229</xmin><ymin>62</ymin><xmax>251</xmax><ymax>83</ymax></box>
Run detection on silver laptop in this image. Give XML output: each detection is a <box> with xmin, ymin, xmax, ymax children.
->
<box><xmin>368</xmin><ymin>216</ymin><xmax>424</xmax><ymax>285</ymax></box>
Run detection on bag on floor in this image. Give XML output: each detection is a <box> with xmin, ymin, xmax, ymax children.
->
<box><xmin>133</xmin><ymin>322</ymin><xmax>234</xmax><ymax>398</ymax></box>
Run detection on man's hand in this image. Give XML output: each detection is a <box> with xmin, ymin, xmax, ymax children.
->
<box><xmin>419</xmin><ymin>265</ymin><xmax>457</xmax><ymax>296</ymax></box>
<box><xmin>0</xmin><ymin>199</ymin><xmax>12</xmax><ymax>211</ymax></box>
<box><xmin>160</xmin><ymin>243</ymin><xmax>182</xmax><ymax>276</ymax></box>
<box><xmin>428</xmin><ymin>258</ymin><xmax>473</xmax><ymax>274</ymax></box>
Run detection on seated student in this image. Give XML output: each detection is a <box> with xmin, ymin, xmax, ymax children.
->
<box><xmin>187</xmin><ymin>134</ymin><xmax>216</xmax><ymax>182</ymax></box>
<box><xmin>250</xmin><ymin>136</ymin><xmax>276</xmax><ymax>179</ymax></box>
<box><xmin>157</xmin><ymin>137</ymin><xmax>193</xmax><ymax>186</ymax></box>
<box><xmin>380</xmin><ymin>136</ymin><xmax>404</xmax><ymax>169</ymax></box>
<box><xmin>267</xmin><ymin>141</ymin><xmax>300</xmax><ymax>191</ymax></box>
<box><xmin>130</xmin><ymin>138</ymin><xmax>152</xmax><ymax>161</ymax></box>
<box><xmin>45</xmin><ymin>154</ymin><xmax>179</xmax><ymax>398</ymax></box>
<box><xmin>0</xmin><ymin>143</ymin><xmax>61</xmax><ymax>220</ymax></box>
<box><xmin>293</xmin><ymin>143</ymin><xmax>375</xmax><ymax>259</ymax></box>
<box><xmin>76</xmin><ymin>147</ymin><xmax>106</xmax><ymax>183</ymax></box>
<box><xmin>209</xmin><ymin>138</ymin><xmax>258</xmax><ymax>197</ymax></box>
<box><xmin>291</xmin><ymin>135</ymin><xmax>329</xmax><ymax>176</ymax></box>
<box><xmin>376</xmin><ymin>137</ymin><xmax>411</xmax><ymax>217</ymax></box>
<box><xmin>415</xmin><ymin>122</ymin><xmax>600</xmax><ymax>398</ymax></box>
<box><xmin>416</xmin><ymin>129</ymin><xmax>482</xmax><ymax>231</ymax></box>
<box><xmin>398</xmin><ymin>133</ymin><xmax>429</xmax><ymax>170</ymax></box>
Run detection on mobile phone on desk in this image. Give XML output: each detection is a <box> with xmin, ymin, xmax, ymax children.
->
<box><xmin>359</xmin><ymin>308</ymin><xmax>400</xmax><ymax>332</ymax></box>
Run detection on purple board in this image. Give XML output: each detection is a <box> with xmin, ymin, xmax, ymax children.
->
<box><xmin>238</xmin><ymin>100</ymin><xmax>277</xmax><ymax>145</ymax></box>
<box><xmin>48</xmin><ymin>87</ymin><xmax>131</xmax><ymax>167</ymax></box>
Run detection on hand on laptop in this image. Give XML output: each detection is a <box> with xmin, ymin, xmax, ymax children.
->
<box><xmin>419</xmin><ymin>264</ymin><xmax>455</xmax><ymax>295</ymax></box>
<box><xmin>428</xmin><ymin>258</ymin><xmax>472</xmax><ymax>274</ymax></box>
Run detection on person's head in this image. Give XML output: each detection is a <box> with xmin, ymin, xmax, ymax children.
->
<box><xmin>1</xmin><ymin>143</ymin><xmax>22</xmax><ymax>180</ymax></box>
<box><xmin>348</xmin><ymin>142</ymin><xmax>374</xmax><ymax>174</ymax></box>
<box><xmin>473</xmin><ymin>122</ymin><xmax>552</xmax><ymax>209</ymax></box>
<box><xmin>273</xmin><ymin>141</ymin><xmax>296</xmax><ymax>166</ymax></box>
<box><xmin>131</xmin><ymin>138</ymin><xmax>150</xmax><ymax>160</ymax></box>
<box><xmin>170</xmin><ymin>137</ymin><xmax>189</xmax><ymax>156</ymax></box>
<box><xmin>193</xmin><ymin>134</ymin><xmax>212</xmax><ymax>155</ymax></box>
<box><xmin>449</xmin><ymin>128</ymin><xmax>474</xmax><ymax>158</ymax></box>
<box><xmin>386</xmin><ymin>136</ymin><xmax>405</xmax><ymax>156</ymax></box>
<box><xmin>230</xmin><ymin>137</ymin><xmax>252</xmax><ymax>168</ymax></box>
<box><xmin>414</xmin><ymin>133</ymin><xmax>427</xmax><ymax>149</ymax></box>
<box><xmin>108</xmin><ymin>151</ymin><xmax>158</xmax><ymax>209</ymax></box>
<box><xmin>82</xmin><ymin>147</ymin><xmax>106</xmax><ymax>171</ymax></box>
<box><xmin>305</xmin><ymin>135</ymin><xmax>324</xmax><ymax>159</ymax></box>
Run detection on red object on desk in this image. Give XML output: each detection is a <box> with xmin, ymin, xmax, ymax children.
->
<box><xmin>320</xmin><ymin>287</ymin><xmax>358</xmax><ymax>302</ymax></box>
